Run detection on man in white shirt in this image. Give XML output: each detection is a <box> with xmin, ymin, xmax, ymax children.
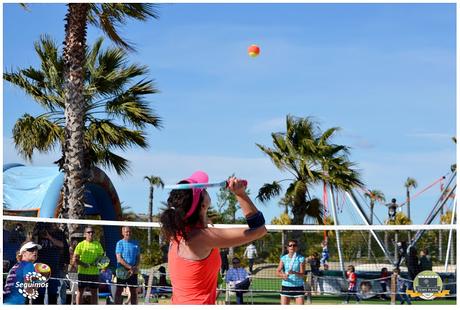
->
<box><xmin>225</xmin><ymin>257</ymin><xmax>251</xmax><ymax>304</ymax></box>
<box><xmin>243</xmin><ymin>243</ymin><xmax>257</xmax><ymax>274</ymax></box>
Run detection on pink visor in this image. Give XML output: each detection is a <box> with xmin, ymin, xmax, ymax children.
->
<box><xmin>183</xmin><ymin>171</ymin><xmax>209</xmax><ymax>219</ymax></box>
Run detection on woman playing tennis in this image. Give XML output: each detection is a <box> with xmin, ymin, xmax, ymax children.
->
<box><xmin>160</xmin><ymin>171</ymin><xmax>267</xmax><ymax>304</ymax></box>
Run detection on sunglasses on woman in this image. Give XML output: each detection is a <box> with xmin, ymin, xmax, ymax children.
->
<box><xmin>288</xmin><ymin>244</ymin><xmax>297</xmax><ymax>247</ymax></box>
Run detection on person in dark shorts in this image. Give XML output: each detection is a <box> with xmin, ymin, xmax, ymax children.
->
<box><xmin>73</xmin><ymin>226</ymin><xmax>105</xmax><ymax>304</ymax></box>
<box><xmin>114</xmin><ymin>226</ymin><xmax>140</xmax><ymax>305</ymax></box>
<box><xmin>32</xmin><ymin>222</ymin><xmax>67</xmax><ymax>304</ymax></box>
<box><xmin>276</xmin><ymin>240</ymin><xmax>305</xmax><ymax>304</ymax></box>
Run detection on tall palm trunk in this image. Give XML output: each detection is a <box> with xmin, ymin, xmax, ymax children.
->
<box><xmin>63</xmin><ymin>3</ymin><xmax>89</xmax><ymax>237</ymax></box>
<box><xmin>147</xmin><ymin>185</ymin><xmax>153</xmax><ymax>251</ymax></box>
<box><xmin>406</xmin><ymin>189</ymin><xmax>411</xmax><ymax>221</ymax></box>
<box><xmin>292</xmin><ymin>203</ymin><xmax>307</xmax><ymax>253</ymax></box>
<box><xmin>406</xmin><ymin>189</ymin><xmax>411</xmax><ymax>241</ymax></box>
<box><xmin>367</xmin><ymin>203</ymin><xmax>374</xmax><ymax>259</ymax></box>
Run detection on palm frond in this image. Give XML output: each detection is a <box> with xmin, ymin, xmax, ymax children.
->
<box><xmin>257</xmin><ymin>182</ymin><xmax>282</xmax><ymax>203</ymax></box>
<box><xmin>5</xmin><ymin>36</ymin><xmax>161</xmax><ymax>175</ymax></box>
<box><xmin>305</xmin><ymin>198</ymin><xmax>324</xmax><ymax>224</ymax></box>
<box><xmin>13</xmin><ymin>114</ymin><xmax>63</xmax><ymax>160</ymax></box>
<box><xmin>144</xmin><ymin>176</ymin><xmax>164</xmax><ymax>188</ymax></box>
<box><xmin>88</xmin><ymin>3</ymin><xmax>159</xmax><ymax>51</ymax></box>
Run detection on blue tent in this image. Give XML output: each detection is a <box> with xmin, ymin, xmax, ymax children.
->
<box><xmin>3</xmin><ymin>163</ymin><xmax>122</xmax><ymax>267</ymax></box>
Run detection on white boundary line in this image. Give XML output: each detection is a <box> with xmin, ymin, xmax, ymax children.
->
<box><xmin>2</xmin><ymin>215</ymin><xmax>457</xmax><ymax>231</ymax></box>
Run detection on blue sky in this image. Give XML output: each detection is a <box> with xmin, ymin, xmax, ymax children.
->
<box><xmin>3</xmin><ymin>3</ymin><xmax>456</xmax><ymax>225</ymax></box>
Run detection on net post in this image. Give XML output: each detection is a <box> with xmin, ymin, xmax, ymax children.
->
<box><xmin>444</xmin><ymin>196</ymin><xmax>457</xmax><ymax>272</ymax></box>
<box><xmin>390</xmin><ymin>273</ymin><xmax>397</xmax><ymax>305</ymax></box>
<box><xmin>144</xmin><ymin>267</ymin><xmax>155</xmax><ymax>304</ymax></box>
<box><xmin>305</xmin><ymin>271</ymin><xmax>312</xmax><ymax>304</ymax></box>
<box><xmin>329</xmin><ymin>186</ymin><xmax>345</xmax><ymax>277</ymax></box>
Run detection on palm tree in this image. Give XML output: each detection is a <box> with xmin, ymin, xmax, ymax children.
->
<box><xmin>404</xmin><ymin>177</ymin><xmax>417</xmax><ymax>242</ymax></box>
<box><xmin>144</xmin><ymin>176</ymin><xmax>164</xmax><ymax>249</ymax></box>
<box><xmin>6</xmin><ymin>34</ymin><xmax>160</xmax><ymax>239</ymax></box>
<box><xmin>61</xmin><ymin>3</ymin><xmax>158</xmax><ymax>221</ymax></box>
<box><xmin>256</xmin><ymin>115</ymin><xmax>362</xmax><ymax>247</ymax></box>
<box><xmin>404</xmin><ymin>177</ymin><xmax>417</xmax><ymax>222</ymax></box>
<box><xmin>364</xmin><ymin>190</ymin><xmax>386</xmax><ymax>259</ymax></box>
<box><xmin>5</xmin><ymin>36</ymin><xmax>161</xmax><ymax>174</ymax></box>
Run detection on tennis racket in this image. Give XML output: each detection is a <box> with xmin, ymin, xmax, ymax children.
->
<box><xmin>115</xmin><ymin>266</ymin><xmax>130</xmax><ymax>280</ymax></box>
<box><xmin>95</xmin><ymin>256</ymin><xmax>110</xmax><ymax>270</ymax></box>
<box><xmin>165</xmin><ymin>179</ymin><xmax>247</xmax><ymax>190</ymax></box>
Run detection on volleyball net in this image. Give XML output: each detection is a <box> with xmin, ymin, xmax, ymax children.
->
<box><xmin>2</xmin><ymin>215</ymin><xmax>457</xmax><ymax>304</ymax></box>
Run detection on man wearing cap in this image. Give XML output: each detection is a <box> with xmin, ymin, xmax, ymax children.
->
<box><xmin>114</xmin><ymin>226</ymin><xmax>140</xmax><ymax>305</ymax></box>
<box><xmin>225</xmin><ymin>257</ymin><xmax>251</xmax><ymax>304</ymax></box>
<box><xmin>73</xmin><ymin>226</ymin><xmax>104</xmax><ymax>304</ymax></box>
<box><xmin>3</xmin><ymin>241</ymin><xmax>41</xmax><ymax>304</ymax></box>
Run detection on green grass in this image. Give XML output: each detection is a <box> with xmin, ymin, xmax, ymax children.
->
<box><xmin>218</xmin><ymin>294</ymin><xmax>456</xmax><ymax>305</ymax></box>
<box><xmin>216</xmin><ymin>277</ymin><xmax>456</xmax><ymax>305</ymax></box>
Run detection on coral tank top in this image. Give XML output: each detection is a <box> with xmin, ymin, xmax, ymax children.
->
<box><xmin>168</xmin><ymin>237</ymin><xmax>221</xmax><ymax>304</ymax></box>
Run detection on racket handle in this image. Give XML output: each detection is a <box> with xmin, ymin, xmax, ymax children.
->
<box><xmin>226</xmin><ymin>179</ymin><xmax>248</xmax><ymax>187</ymax></box>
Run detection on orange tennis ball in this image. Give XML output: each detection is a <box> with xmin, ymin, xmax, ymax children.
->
<box><xmin>34</xmin><ymin>263</ymin><xmax>51</xmax><ymax>278</ymax></box>
<box><xmin>248</xmin><ymin>44</ymin><xmax>260</xmax><ymax>57</ymax></box>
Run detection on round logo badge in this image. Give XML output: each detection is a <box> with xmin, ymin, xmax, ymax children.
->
<box><xmin>413</xmin><ymin>271</ymin><xmax>444</xmax><ymax>300</ymax></box>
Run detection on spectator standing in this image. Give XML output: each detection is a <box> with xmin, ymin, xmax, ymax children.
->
<box><xmin>419</xmin><ymin>249</ymin><xmax>432</xmax><ymax>271</ymax></box>
<box><xmin>73</xmin><ymin>226</ymin><xmax>105</xmax><ymax>305</ymax></box>
<box><xmin>406</xmin><ymin>246</ymin><xmax>420</xmax><ymax>281</ymax></box>
<box><xmin>32</xmin><ymin>223</ymin><xmax>67</xmax><ymax>304</ymax></box>
<box><xmin>396</xmin><ymin>241</ymin><xmax>408</xmax><ymax>268</ymax></box>
<box><xmin>343</xmin><ymin>265</ymin><xmax>360</xmax><ymax>304</ymax></box>
<box><xmin>307</xmin><ymin>252</ymin><xmax>321</xmax><ymax>293</ymax></box>
<box><xmin>393</xmin><ymin>268</ymin><xmax>412</xmax><ymax>305</ymax></box>
<box><xmin>243</xmin><ymin>243</ymin><xmax>258</xmax><ymax>274</ymax></box>
<box><xmin>225</xmin><ymin>257</ymin><xmax>251</xmax><ymax>304</ymax></box>
<box><xmin>379</xmin><ymin>267</ymin><xmax>390</xmax><ymax>300</ymax></box>
<box><xmin>114</xmin><ymin>226</ymin><xmax>141</xmax><ymax>305</ymax></box>
<box><xmin>276</xmin><ymin>240</ymin><xmax>305</xmax><ymax>305</ymax></box>
<box><xmin>220</xmin><ymin>248</ymin><xmax>229</xmax><ymax>276</ymax></box>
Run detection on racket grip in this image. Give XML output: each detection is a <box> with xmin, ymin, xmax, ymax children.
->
<box><xmin>226</xmin><ymin>179</ymin><xmax>248</xmax><ymax>187</ymax></box>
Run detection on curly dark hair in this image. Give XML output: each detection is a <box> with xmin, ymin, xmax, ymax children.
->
<box><xmin>159</xmin><ymin>181</ymin><xmax>204</xmax><ymax>243</ymax></box>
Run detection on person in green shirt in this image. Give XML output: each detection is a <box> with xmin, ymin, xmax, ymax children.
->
<box><xmin>73</xmin><ymin>226</ymin><xmax>105</xmax><ymax>304</ymax></box>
